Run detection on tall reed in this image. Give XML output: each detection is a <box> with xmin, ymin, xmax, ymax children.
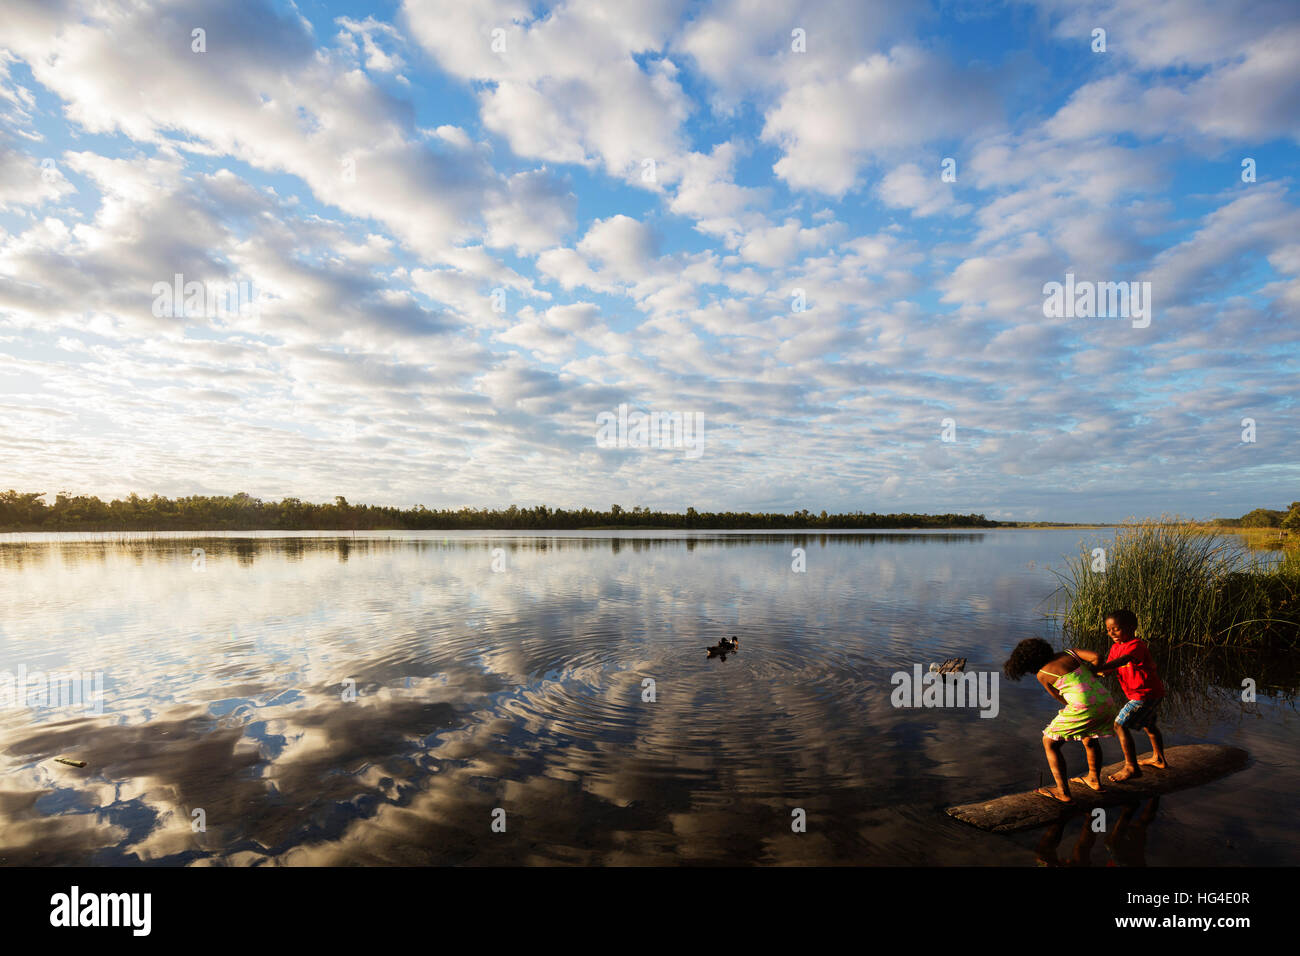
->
<box><xmin>1052</xmin><ymin>520</ymin><xmax>1299</xmax><ymax>650</ymax></box>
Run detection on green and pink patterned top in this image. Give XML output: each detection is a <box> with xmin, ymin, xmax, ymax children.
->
<box><xmin>1040</xmin><ymin>650</ymin><xmax>1118</xmax><ymax>741</ymax></box>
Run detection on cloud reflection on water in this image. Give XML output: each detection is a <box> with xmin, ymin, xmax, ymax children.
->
<box><xmin>0</xmin><ymin>531</ymin><xmax>1293</xmax><ymax>865</ymax></box>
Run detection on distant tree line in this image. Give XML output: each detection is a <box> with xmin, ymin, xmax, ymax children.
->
<box><xmin>0</xmin><ymin>490</ymin><xmax>1002</xmax><ymax>532</ymax></box>
<box><xmin>1215</xmin><ymin>502</ymin><xmax>1300</xmax><ymax>531</ymax></box>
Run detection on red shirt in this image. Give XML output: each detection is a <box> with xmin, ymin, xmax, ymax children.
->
<box><xmin>1107</xmin><ymin>638</ymin><xmax>1165</xmax><ymax>700</ymax></box>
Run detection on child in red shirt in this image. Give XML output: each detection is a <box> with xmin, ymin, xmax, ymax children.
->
<box><xmin>1093</xmin><ymin>609</ymin><xmax>1167</xmax><ymax>782</ymax></box>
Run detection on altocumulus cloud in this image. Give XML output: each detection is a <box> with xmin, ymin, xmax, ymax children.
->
<box><xmin>0</xmin><ymin>0</ymin><xmax>1297</xmax><ymax>520</ymax></box>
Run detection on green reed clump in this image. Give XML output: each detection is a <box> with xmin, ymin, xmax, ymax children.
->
<box><xmin>1053</xmin><ymin>520</ymin><xmax>1299</xmax><ymax>650</ymax></box>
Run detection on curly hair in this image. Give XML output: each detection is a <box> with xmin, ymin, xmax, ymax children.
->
<box><xmin>1003</xmin><ymin>637</ymin><xmax>1057</xmax><ymax>681</ymax></box>
<box><xmin>1105</xmin><ymin>608</ymin><xmax>1138</xmax><ymax>634</ymax></box>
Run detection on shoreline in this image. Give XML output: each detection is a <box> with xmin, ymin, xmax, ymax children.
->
<box><xmin>0</xmin><ymin>524</ymin><xmax>1113</xmax><ymax>536</ymax></box>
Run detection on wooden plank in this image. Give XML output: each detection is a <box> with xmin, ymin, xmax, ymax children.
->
<box><xmin>945</xmin><ymin>744</ymin><xmax>1250</xmax><ymax>833</ymax></box>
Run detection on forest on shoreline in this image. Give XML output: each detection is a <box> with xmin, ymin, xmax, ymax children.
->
<box><xmin>0</xmin><ymin>490</ymin><xmax>1002</xmax><ymax>532</ymax></box>
<box><xmin>4</xmin><ymin>491</ymin><xmax>1292</xmax><ymax>534</ymax></box>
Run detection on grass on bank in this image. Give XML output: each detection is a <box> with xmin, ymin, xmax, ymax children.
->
<box><xmin>1191</xmin><ymin>523</ymin><xmax>1294</xmax><ymax>551</ymax></box>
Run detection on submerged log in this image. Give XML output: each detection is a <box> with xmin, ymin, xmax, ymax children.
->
<box><xmin>945</xmin><ymin>744</ymin><xmax>1249</xmax><ymax>833</ymax></box>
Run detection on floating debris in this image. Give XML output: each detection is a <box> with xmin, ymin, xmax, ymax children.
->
<box><xmin>929</xmin><ymin>658</ymin><xmax>967</xmax><ymax>674</ymax></box>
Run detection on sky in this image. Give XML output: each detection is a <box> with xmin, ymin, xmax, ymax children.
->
<box><xmin>0</xmin><ymin>0</ymin><xmax>1297</xmax><ymax>522</ymax></box>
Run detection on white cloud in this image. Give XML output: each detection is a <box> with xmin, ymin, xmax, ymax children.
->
<box><xmin>0</xmin><ymin>141</ymin><xmax>77</xmax><ymax>210</ymax></box>
<box><xmin>1039</xmin><ymin>3</ymin><xmax>1300</xmax><ymax>145</ymax></box>
<box><xmin>336</xmin><ymin>15</ymin><xmax>408</xmax><ymax>75</ymax></box>
<box><xmin>762</xmin><ymin>46</ymin><xmax>1000</xmax><ymax>194</ymax></box>
<box><xmin>876</xmin><ymin>162</ymin><xmax>962</xmax><ymax>217</ymax></box>
<box><xmin>1</xmin><ymin>0</ymin><xmax>504</xmax><ymax>263</ymax></box>
<box><xmin>403</xmin><ymin>0</ymin><xmax>693</xmax><ymax>179</ymax></box>
<box><xmin>484</xmin><ymin>169</ymin><xmax>577</xmax><ymax>255</ymax></box>
<box><xmin>667</xmin><ymin>142</ymin><xmax>767</xmax><ymax>237</ymax></box>
<box><xmin>738</xmin><ymin>219</ymin><xmax>843</xmax><ymax>269</ymax></box>
<box><xmin>576</xmin><ymin>215</ymin><xmax>659</xmax><ymax>281</ymax></box>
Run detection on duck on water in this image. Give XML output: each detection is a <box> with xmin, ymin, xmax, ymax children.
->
<box><xmin>706</xmin><ymin>636</ymin><xmax>740</xmax><ymax>659</ymax></box>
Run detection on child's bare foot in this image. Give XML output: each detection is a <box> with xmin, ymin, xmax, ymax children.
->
<box><xmin>1035</xmin><ymin>786</ymin><xmax>1073</xmax><ymax>804</ymax></box>
<box><xmin>1138</xmin><ymin>755</ymin><xmax>1167</xmax><ymax>768</ymax></box>
<box><xmin>1071</xmin><ymin>775</ymin><xmax>1106</xmax><ymax>792</ymax></box>
<box><xmin>1108</xmin><ymin>765</ymin><xmax>1141</xmax><ymax>783</ymax></box>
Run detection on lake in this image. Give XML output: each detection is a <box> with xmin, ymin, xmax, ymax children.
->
<box><xmin>0</xmin><ymin>529</ymin><xmax>1294</xmax><ymax>865</ymax></box>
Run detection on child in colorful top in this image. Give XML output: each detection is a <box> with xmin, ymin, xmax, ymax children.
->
<box><xmin>1092</xmin><ymin>609</ymin><xmax>1167</xmax><ymax>782</ymax></box>
<box><xmin>1004</xmin><ymin>638</ymin><xmax>1118</xmax><ymax>804</ymax></box>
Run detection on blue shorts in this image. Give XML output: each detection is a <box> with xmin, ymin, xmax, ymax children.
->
<box><xmin>1116</xmin><ymin>696</ymin><xmax>1162</xmax><ymax>731</ymax></box>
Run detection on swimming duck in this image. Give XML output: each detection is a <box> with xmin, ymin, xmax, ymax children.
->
<box><xmin>705</xmin><ymin>636</ymin><xmax>741</xmax><ymax>656</ymax></box>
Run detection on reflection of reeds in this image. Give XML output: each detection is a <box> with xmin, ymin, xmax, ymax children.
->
<box><xmin>1051</xmin><ymin>519</ymin><xmax>1300</xmax><ymax>651</ymax></box>
<box><xmin>1148</xmin><ymin>643</ymin><xmax>1299</xmax><ymax>728</ymax></box>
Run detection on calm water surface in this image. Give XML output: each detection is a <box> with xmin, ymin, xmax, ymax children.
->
<box><xmin>0</xmin><ymin>529</ymin><xmax>1294</xmax><ymax>865</ymax></box>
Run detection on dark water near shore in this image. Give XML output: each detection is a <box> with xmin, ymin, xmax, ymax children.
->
<box><xmin>0</xmin><ymin>529</ymin><xmax>1294</xmax><ymax>866</ymax></box>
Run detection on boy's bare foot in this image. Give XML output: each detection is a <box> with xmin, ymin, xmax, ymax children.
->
<box><xmin>1138</xmin><ymin>755</ymin><xmax>1166</xmax><ymax>768</ymax></box>
<box><xmin>1071</xmin><ymin>775</ymin><xmax>1106</xmax><ymax>792</ymax></box>
<box><xmin>1108</xmin><ymin>765</ymin><xmax>1141</xmax><ymax>783</ymax></box>
<box><xmin>1035</xmin><ymin>786</ymin><xmax>1073</xmax><ymax>804</ymax></box>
